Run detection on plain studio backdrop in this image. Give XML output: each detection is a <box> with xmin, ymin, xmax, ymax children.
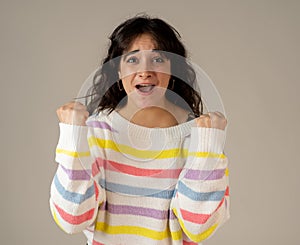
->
<box><xmin>0</xmin><ymin>0</ymin><xmax>299</xmax><ymax>244</ymax></box>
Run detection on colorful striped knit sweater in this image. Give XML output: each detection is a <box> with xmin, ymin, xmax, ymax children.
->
<box><xmin>50</xmin><ymin>110</ymin><xmax>230</xmax><ymax>245</ymax></box>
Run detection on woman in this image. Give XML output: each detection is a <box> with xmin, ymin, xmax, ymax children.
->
<box><xmin>50</xmin><ymin>15</ymin><xmax>230</xmax><ymax>245</ymax></box>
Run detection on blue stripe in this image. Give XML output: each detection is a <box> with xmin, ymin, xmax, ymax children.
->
<box><xmin>177</xmin><ymin>181</ymin><xmax>225</xmax><ymax>201</ymax></box>
<box><xmin>101</xmin><ymin>180</ymin><xmax>174</xmax><ymax>199</ymax></box>
<box><xmin>54</xmin><ymin>174</ymin><xmax>95</xmax><ymax>204</ymax></box>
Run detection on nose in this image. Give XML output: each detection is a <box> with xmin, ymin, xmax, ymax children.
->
<box><xmin>136</xmin><ymin>56</ymin><xmax>153</xmax><ymax>79</ymax></box>
<box><xmin>138</xmin><ymin>71</ymin><xmax>152</xmax><ymax>79</ymax></box>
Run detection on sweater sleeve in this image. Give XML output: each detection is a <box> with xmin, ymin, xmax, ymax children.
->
<box><xmin>170</xmin><ymin>127</ymin><xmax>230</xmax><ymax>243</ymax></box>
<box><xmin>49</xmin><ymin>123</ymin><xmax>105</xmax><ymax>234</ymax></box>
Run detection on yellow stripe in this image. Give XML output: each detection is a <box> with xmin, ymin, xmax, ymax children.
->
<box><xmin>189</xmin><ymin>152</ymin><xmax>226</xmax><ymax>159</ymax></box>
<box><xmin>52</xmin><ymin>208</ymin><xmax>66</xmax><ymax>232</ymax></box>
<box><xmin>172</xmin><ymin>208</ymin><xmax>218</xmax><ymax>242</ymax></box>
<box><xmin>88</xmin><ymin>137</ymin><xmax>182</xmax><ymax>159</ymax></box>
<box><xmin>95</xmin><ymin>222</ymin><xmax>182</xmax><ymax>241</ymax></box>
<box><xmin>88</xmin><ymin>137</ymin><xmax>226</xmax><ymax>159</ymax></box>
<box><xmin>225</xmin><ymin>168</ymin><xmax>229</xmax><ymax>176</ymax></box>
<box><xmin>56</xmin><ymin>148</ymin><xmax>90</xmax><ymax>158</ymax></box>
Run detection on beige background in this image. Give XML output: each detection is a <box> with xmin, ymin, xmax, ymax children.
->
<box><xmin>1</xmin><ymin>0</ymin><xmax>299</xmax><ymax>244</ymax></box>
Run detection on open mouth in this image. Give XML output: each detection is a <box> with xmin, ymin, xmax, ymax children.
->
<box><xmin>135</xmin><ymin>84</ymin><xmax>155</xmax><ymax>93</ymax></box>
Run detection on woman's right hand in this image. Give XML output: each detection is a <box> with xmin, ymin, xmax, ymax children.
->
<box><xmin>56</xmin><ymin>101</ymin><xmax>89</xmax><ymax>126</ymax></box>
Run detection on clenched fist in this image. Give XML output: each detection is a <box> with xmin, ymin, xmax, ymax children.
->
<box><xmin>56</xmin><ymin>101</ymin><xmax>89</xmax><ymax>126</ymax></box>
<box><xmin>196</xmin><ymin>112</ymin><xmax>227</xmax><ymax>130</ymax></box>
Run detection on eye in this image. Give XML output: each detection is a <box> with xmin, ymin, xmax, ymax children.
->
<box><xmin>126</xmin><ymin>56</ymin><xmax>139</xmax><ymax>64</ymax></box>
<box><xmin>152</xmin><ymin>56</ymin><xmax>165</xmax><ymax>63</ymax></box>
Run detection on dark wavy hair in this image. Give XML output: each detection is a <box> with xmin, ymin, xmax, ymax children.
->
<box><xmin>86</xmin><ymin>15</ymin><xmax>203</xmax><ymax>117</ymax></box>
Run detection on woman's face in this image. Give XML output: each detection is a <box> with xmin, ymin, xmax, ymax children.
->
<box><xmin>119</xmin><ymin>34</ymin><xmax>171</xmax><ymax>108</ymax></box>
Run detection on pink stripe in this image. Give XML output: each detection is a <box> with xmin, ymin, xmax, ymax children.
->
<box><xmin>54</xmin><ymin>202</ymin><xmax>95</xmax><ymax>225</ymax></box>
<box><xmin>180</xmin><ymin>208</ymin><xmax>210</xmax><ymax>224</ymax></box>
<box><xmin>183</xmin><ymin>240</ymin><xmax>198</xmax><ymax>245</ymax></box>
<box><xmin>92</xmin><ymin>240</ymin><xmax>105</xmax><ymax>245</ymax></box>
<box><xmin>94</xmin><ymin>181</ymin><xmax>99</xmax><ymax>201</ymax></box>
<box><xmin>225</xmin><ymin>186</ymin><xmax>230</xmax><ymax>196</ymax></box>
<box><xmin>94</xmin><ymin>157</ymin><xmax>181</xmax><ymax>178</ymax></box>
<box><xmin>180</xmin><ymin>197</ymin><xmax>225</xmax><ymax>224</ymax></box>
<box><xmin>92</xmin><ymin>160</ymin><xmax>101</xmax><ymax>177</ymax></box>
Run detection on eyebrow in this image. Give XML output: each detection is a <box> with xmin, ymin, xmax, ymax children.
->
<box><xmin>122</xmin><ymin>49</ymin><xmax>162</xmax><ymax>61</ymax></box>
<box><xmin>122</xmin><ymin>50</ymin><xmax>139</xmax><ymax>61</ymax></box>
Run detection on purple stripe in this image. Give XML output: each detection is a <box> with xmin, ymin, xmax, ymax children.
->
<box><xmin>87</xmin><ymin>121</ymin><xmax>118</xmax><ymax>132</ymax></box>
<box><xmin>169</xmin><ymin>210</ymin><xmax>176</xmax><ymax>219</ymax></box>
<box><xmin>99</xmin><ymin>202</ymin><xmax>174</xmax><ymax>220</ymax></box>
<box><xmin>184</xmin><ymin>169</ymin><xmax>225</xmax><ymax>180</ymax></box>
<box><xmin>60</xmin><ymin>165</ymin><xmax>91</xmax><ymax>180</ymax></box>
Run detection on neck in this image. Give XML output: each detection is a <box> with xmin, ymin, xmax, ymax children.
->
<box><xmin>116</xmin><ymin>97</ymin><xmax>189</xmax><ymax>127</ymax></box>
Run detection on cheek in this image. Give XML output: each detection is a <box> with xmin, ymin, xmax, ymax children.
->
<box><xmin>121</xmin><ymin>75</ymin><xmax>135</xmax><ymax>94</ymax></box>
<box><xmin>119</xmin><ymin>64</ymin><xmax>135</xmax><ymax>93</ymax></box>
<box><xmin>120</xmin><ymin>63</ymin><xmax>137</xmax><ymax>78</ymax></box>
<box><xmin>158</xmin><ymin>74</ymin><xmax>171</xmax><ymax>87</ymax></box>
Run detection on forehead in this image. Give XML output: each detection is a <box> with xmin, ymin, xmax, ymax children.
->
<box><xmin>126</xmin><ymin>33</ymin><xmax>157</xmax><ymax>52</ymax></box>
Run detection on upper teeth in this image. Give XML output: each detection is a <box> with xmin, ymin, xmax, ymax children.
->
<box><xmin>138</xmin><ymin>84</ymin><xmax>152</xmax><ymax>87</ymax></box>
<box><xmin>136</xmin><ymin>84</ymin><xmax>154</xmax><ymax>92</ymax></box>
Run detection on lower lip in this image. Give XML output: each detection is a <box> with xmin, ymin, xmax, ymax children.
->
<box><xmin>135</xmin><ymin>86</ymin><xmax>155</xmax><ymax>96</ymax></box>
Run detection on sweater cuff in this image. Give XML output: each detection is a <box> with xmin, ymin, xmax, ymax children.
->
<box><xmin>189</xmin><ymin>127</ymin><xmax>226</xmax><ymax>154</ymax></box>
<box><xmin>56</xmin><ymin>123</ymin><xmax>90</xmax><ymax>152</ymax></box>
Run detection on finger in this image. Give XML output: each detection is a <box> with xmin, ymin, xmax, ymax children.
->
<box><xmin>196</xmin><ymin>114</ymin><xmax>211</xmax><ymax>127</ymax></box>
<box><xmin>207</xmin><ymin>112</ymin><xmax>216</xmax><ymax>122</ymax></box>
<box><xmin>83</xmin><ymin>110</ymin><xmax>90</xmax><ymax>118</ymax></box>
<box><xmin>215</xmin><ymin>111</ymin><xmax>228</xmax><ymax>127</ymax></box>
<box><xmin>69</xmin><ymin>101</ymin><xmax>87</xmax><ymax>110</ymax></box>
<box><xmin>206</xmin><ymin>112</ymin><xmax>217</xmax><ymax>128</ymax></box>
<box><xmin>208</xmin><ymin>112</ymin><xmax>227</xmax><ymax>130</ymax></box>
<box><xmin>214</xmin><ymin>111</ymin><xmax>223</xmax><ymax>117</ymax></box>
<box><xmin>214</xmin><ymin>111</ymin><xmax>226</xmax><ymax>119</ymax></box>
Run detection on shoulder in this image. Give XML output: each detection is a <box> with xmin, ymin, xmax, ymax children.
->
<box><xmin>86</xmin><ymin>110</ymin><xmax>111</xmax><ymax>125</ymax></box>
<box><xmin>171</xmin><ymin>105</ymin><xmax>192</xmax><ymax>124</ymax></box>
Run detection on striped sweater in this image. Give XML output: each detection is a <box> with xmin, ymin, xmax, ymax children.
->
<box><xmin>50</xmin><ymin>110</ymin><xmax>230</xmax><ymax>245</ymax></box>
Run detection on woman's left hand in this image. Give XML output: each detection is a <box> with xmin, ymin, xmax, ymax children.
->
<box><xmin>195</xmin><ymin>112</ymin><xmax>227</xmax><ymax>130</ymax></box>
